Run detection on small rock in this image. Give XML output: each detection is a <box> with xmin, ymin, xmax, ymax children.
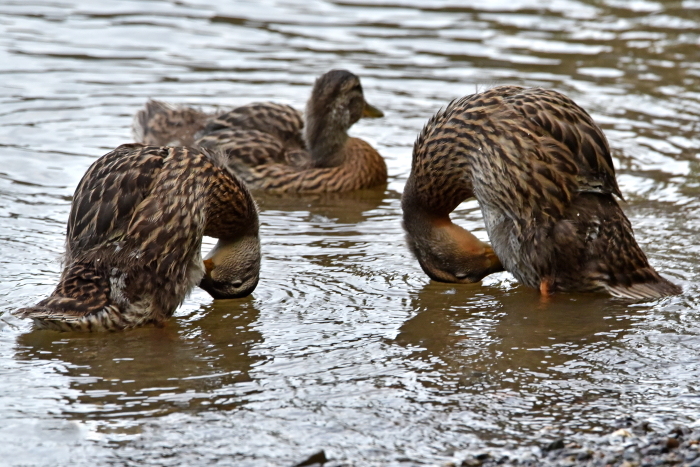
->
<box><xmin>293</xmin><ymin>450</ymin><xmax>328</xmax><ymax>467</ymax></box>
<box><xmin>459</xmin><ymin>457</ymin><xmax>482</xmax><ymax>467</ymax></box>
<box><xmin>666</xmin><ymin>437</ymin><xmax>680</xmax><ymax>450</ymax></box>
<box><xmin>635</xmin><ymin>421</ymin><xmax>652</xmax><ymax>433</ymax></box>
<box><xmin>544</xmin><ymin>439</ymin><xmax>565</xmax><ymax>451</ymax></box>
<box><xmin>623</xmin><ymin>447</ymin><xmax>641</xmax><ymax>461</ymax></box>
<box><xmin>641</xmin><ymin>445</ymin><xmax>663</xmax><ymax>456</ymax></box>
<box><xmin>670</xmin><ymin>426</ymin><xmax>690</xmax><ymax>438</ymax></box>
<box><xmin>612</xmin><ymin>428</ymin><xmax>634</xmax><ymax>438</ymax></box>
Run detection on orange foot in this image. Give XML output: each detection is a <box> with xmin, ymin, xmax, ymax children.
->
<box><xmin>540</xmin><ymin>279</ymin><xmax>554</xmax><ymax>305</ymax></box>
<box><xmin>539</xmin><ymin>277</ymin><xmax>554</xmax><ymax>303</ymax></box>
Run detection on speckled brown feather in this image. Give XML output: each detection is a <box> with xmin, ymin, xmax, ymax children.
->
<box><xmin>16</xmin><ymin>144</ymin><xmax>260</xmax><ymax>331</ymax></box>
<box><xmin>403</xmin><ymin>85</ymin><xmax>680</xmax><ymax>298</ymax></box>
<box><xmin>133</xmin><ymin>100</ymin><xmax>211</xmax><ymax>147</ymax></box>
<box><xmin>199</xmin><ymin>102</ymin><xmax>305</xmax><ymax>155</ymax></box>
<box><xmin>133</xmin><ymin>70</ymin><xmax>387</xmax><ymax>193</ymax></box>
<box><xmin>230</xmin><ymin>137</ymin><xmax>387</xmax><ymax>193</ymax></box>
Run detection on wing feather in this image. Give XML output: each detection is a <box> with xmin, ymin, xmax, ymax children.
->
<box><xmin>66</xmin><ymin>144</ymin><xmax>166</xmax><ymax>259</ymax></box>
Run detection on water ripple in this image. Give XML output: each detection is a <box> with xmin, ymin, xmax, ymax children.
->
<box><xmin>1</xmin><ymin>0</ymin><xmax>699</xmax><ymax>465</ymax></box>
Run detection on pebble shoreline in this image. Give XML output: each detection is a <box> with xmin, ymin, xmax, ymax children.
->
<box><xmin>292</xmin><ymin>420</ymin><xmax>700</xmax><ymax>467</ymax></box>
<box><xmin>456</xmin><ymin>421</ymin><xmax>700</xmax><ymax>467</ymax></box>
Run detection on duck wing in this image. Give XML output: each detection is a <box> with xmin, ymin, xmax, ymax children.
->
<box><xmin>14</xmin><ymin>261</ymin><xmax>118</xmax><ymax>330</ymax></box>
<box><xmin>199</xmin><ymin>102</ymin><xmax>305</xmax><ymax>150</ymax></box>
<box><xmin>65</xmin><ymin>144</ymin><xmax>166</xmax><ymax>260</ymax></box>
<box><xmin>502</xmin><ymin>86</ymin><xmax>622</xmax><ymax>199</ymax></box>
<box><xmin>133</xmin><ymin>100</ymin><xmax>211</xmax><ymax>147</ymax></box>
<box><xmin>474</xmin><ymin>87</ymin><xmax>676</xmax><ymax>297</ymax></box>
<box><xmin>197</xmin><ymin>128</ymin><xmax>288</xmax><ymax>166</ymax></box>
<box><xmin>16</xmin><ymin>145</ymin><xmax>168</xmax><ymax>329</ymax></box>
<box><xmin>229</xmin><ymin>137</ymin><xmax>386</xmax><ymax>193</ymax></box>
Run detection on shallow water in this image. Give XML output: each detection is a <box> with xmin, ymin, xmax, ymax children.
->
<box><xmin>1</xmin><ymin>0</ymin><xmax>700</xmax><ymax>465</ymax></box>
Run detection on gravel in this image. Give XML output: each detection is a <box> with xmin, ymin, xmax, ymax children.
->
<box><xmin>454</xmin><ymin>419</ymin><xmax>700</xmax><ymax>467</ymax></box>
<box><xmin>291</xmin><ymin>419</ymin><xmax>700</xmax><ymax>467</ymax></box>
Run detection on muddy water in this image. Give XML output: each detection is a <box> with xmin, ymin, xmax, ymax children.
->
<box><xmin>1</xmin><ymin>0</ymin><xmax>699</xmax><ymax>465</ymax></box>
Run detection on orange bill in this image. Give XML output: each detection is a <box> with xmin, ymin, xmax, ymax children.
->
<box><xmin>203</xmin><ymin>258</ymin><xmax>215</xmax><ymax>275</ymax></box>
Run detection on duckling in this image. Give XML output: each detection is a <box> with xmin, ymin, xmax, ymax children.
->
<box><xmin>16</xmin><ymin>144</ymin><xmax>261</xmax><ymax>331</ymax></box>
<box><xmin>133</xmin><ymin>70</ymin><xmax>387</xmax><ymax>193</ymax></box>
<box><xmin>402</xmin><ymin>85</ymin><xmax>681</xmax><ymax>299</ymax></box>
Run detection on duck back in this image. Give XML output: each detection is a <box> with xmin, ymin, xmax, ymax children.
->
<box><xmin>405</xmin><ymin>85</ymin><xmax>680</xmax><ymax>298</ymax></box>
<box><xmin>17</xmin><ymin>144</ymin><xmax>261</xmax><ymax>331</ymax></box>
<box><xmin>133</xmin><ymin>100</ymin><xmax>211</xmax><ymax>147</ymax></box>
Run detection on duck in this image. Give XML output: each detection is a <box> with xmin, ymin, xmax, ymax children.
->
<box><xmin>133</xmin><ymin>69</ymin><xmax>387</xmax><ymax>193</ymax></box>
<box><xmin>15</xmin><ymin>143</ymin><xmax>261</xmax><ymax>332</ymax></box>
<box><xmin>402</xmin><ymin>85</ymin><xmax>681</xmax><ymax>299</ymax></box>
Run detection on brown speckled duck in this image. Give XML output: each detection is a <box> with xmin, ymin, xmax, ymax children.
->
<box><xmin>402</xmin><ymin>85</ymin><xmax>681</xmax><ymax>299</ymax></box>
<box><xmin>133</xmin><ymin>70</ymin><xmax>387</xmax><ymax>193</ymax></box>
<box><xmin>16</xmin><ymin>144</ymin><xmax>261</xmax><ymax>332</ymax></box>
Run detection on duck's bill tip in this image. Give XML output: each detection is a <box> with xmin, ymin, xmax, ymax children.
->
<box><xmin>362</xmin><ymin>102</ymin><xmax>384</xmax><ymax>118</ymax></box>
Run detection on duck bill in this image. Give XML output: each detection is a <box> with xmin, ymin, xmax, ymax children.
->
<box><xmin>362</xmin><ymin>101</ymin><xmax>384</xmax><ymax>118</ymax></box>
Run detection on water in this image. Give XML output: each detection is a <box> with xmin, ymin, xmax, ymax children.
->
<box><xmin>1</xmin><ymin>0</ymin><xmax>699</xmax><ymax>465</ymax></box>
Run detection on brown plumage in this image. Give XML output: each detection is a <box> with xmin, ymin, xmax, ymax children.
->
<box><xmin>133</xmin><ymin>70</ymin><xmax>387</xmax><ymax>193</ymax></box>
<box><xmin>16</xmin><ymin>144</ymin><xmax>261</xmax><ymax>331</ymax></box>
<box><xmin>402</xmin><ymin>85</ymin><xmax>681</xmax><ymax>299</ymax></box>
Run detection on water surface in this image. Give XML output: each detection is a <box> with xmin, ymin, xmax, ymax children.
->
<box><xmin>1</xmin><ymin>0</ymin><xmax>700</xmax><ymax>465</ymax></box>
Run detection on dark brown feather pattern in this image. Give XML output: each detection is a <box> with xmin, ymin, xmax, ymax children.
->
<box><xmin>133</xmin><ymin>70</ymin><xmax>387</xmax><ymax>193</ymax></box>
<box><xmin>402</xmin><ymin>85</ymin><xmax>680</xmax><ymax>298</ymax></box>
<box><xmin>16</xmin><ymin>144</ymin><xmax>261</xmax><ymax>331</ymax></box>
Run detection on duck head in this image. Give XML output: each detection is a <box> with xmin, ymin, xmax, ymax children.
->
<box><xmin>199</xmin><ymin>233</ymin><xmax>261</xmax><ymax>299</ymax></box>
<box><xmin>304</xmin><ymin>69</ymin><xmax>383</xmax><ymax>168</ymax></box>
<box><xmin>402</xmin><ymin>207</ymin><xmax>503</xmax><ymax>284</ymax></box>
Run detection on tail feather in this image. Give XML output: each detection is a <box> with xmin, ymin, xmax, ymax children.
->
<box><xmin>132</xmin><ymin>99</ymin><xmax>211</xmax><ymax>147</ymax></box>
<box><xmin>604</xmin><ymin>274</ymin><xmax>681</xmax><ymax>300</ymax></box>
<box><xmin>16</xmin><ymin>304</ymin><xmax>129</xmax><ymax>332</ymax></box>
<box><xmin>556</xmin><ymin>194</ymin><xmax>683</xmax><ymax>299</ymax></box>
<box><xmin>14</xmin><ymin>262</ymin><xmax>128</xmax><ymax>331</ymax></box>
<box><xmin>15</xmin><ymin>305</ymin><xmax>93</xmax><ymax>332</ymax></box>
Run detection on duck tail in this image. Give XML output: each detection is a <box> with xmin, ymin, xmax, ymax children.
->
<box><xmin>15</xmin><ymin>304</ymin><xmax>88</xmax><ymax>332</ymax></box>
<box><xmin>14</xmin><ymin>263</ymin><xmax>128</xmax><ymax>332</ymax></box>
<box><xmin>603</xmin><ymin>271</ymin><xmax>682</xmax><ymax>300</ymax></box>
<box><xmin>557</xmin><ymin>194</ymin><xmax>682</xmax><ymax>300</ymax></box>
<box><xmin>590</xmin><ymin>201</ymin><xmax>682</xmax><ymax>299</ymax></box>
<box><xmin>16</xmin><ymin>296</ymin><xmax>131</xmax><ymax>332</ymax></box>
<box><xmin>132</xmin><ymin>99</ymin><xmax>211</xmax><ymax>147</ymax></box>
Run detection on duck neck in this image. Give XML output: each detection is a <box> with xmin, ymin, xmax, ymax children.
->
<box><xmin>402</xmin><ymin>174</ymin><xmax>463</xmax><ymax>223</ymax></box>
<box><xmin>402</xmin><ymin>178</ymin><xmax>503</xmax><ymax>283</ymax></box>
<box><xmin>402</xmin><ymin>178</ymin><xmax>451</xmax><ymax>249</ymax></box>
<box><xmin>304</xmin><ymin>106</ymin><xmax>349</xmax><ymax>168</ymax></box>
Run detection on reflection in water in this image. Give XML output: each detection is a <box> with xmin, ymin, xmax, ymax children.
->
<box><xmin>15</xmin><ymin>298</ymin><xmax>263</xmax><ymax>422</ymax></box>
<box><xmin>396</xmin><ymin>281</ymin><xmax>659</xmax><ymax>444</ymax></box>
<box><xmin>256</xmin><ymin>185</ymin><xmax>389</xmax><ymax>227</ymax></box>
